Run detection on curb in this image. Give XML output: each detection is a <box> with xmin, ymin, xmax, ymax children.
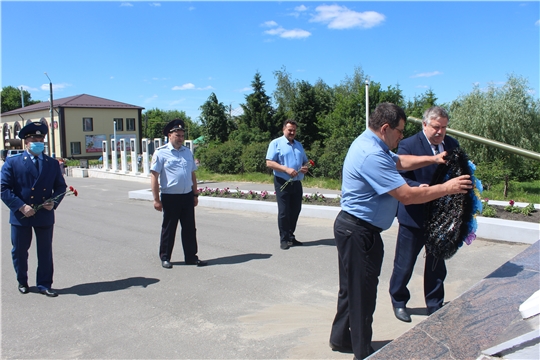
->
<box><xmin>129</xmin><ymin>189</ymin><xmax>539</xmax><ymax>245</ymax></box>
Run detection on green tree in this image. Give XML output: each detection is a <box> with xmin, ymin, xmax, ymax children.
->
<box><xmin>199</xmin><ymin>92</ymin><xmax>234</xmax><ymax>143</ymax></box>
<box><xmin>450</xmin><ymin>74</ymin><xmax>540</xmax><ymax>181</ymax></box>
<box><xmin>143</xmin><ymin>108</ymin><xmax>195</xmax><ymax>140</ymax></box>
<box><xmin>273</xmin><ymin>66</ymin><xmax>296</xmax><ymax>120</ymax></box>
<box><xmin>234</xmin><ymin>72</ymin><xmax>278</xmax><ymax>144</ymax></box>
<box><xmin>1</xmin><ymin>86</ymin><xmax>40</xmax><ymax>113</ymax></box>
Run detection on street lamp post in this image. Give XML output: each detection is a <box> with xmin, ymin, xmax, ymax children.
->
<box><xmin>44</xmin><ymin>72</ymin><xmax>56</xmax><ymax>158</ymax></box>
<box><xmin>365</xmin><ymin>79</ymin><xmax>370</xmax><ymax>130</ymax></box>
<box><xmin>112</xmin><ymin>119</ymin><xmax>117</xmax><ymax>171</ymax></box>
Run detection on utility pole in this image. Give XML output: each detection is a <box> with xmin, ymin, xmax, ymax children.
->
<box><xmin>365</xmin><ymin>79</ymin><xmax>370</xmax><ymax>130</ymax></box>
<box><xmin>44</xmin><ymin>73</ymin><xmax>56</xmax><ymax>158</ymax></box>
<box><xmin>20</xmin><ymin>87</ymin><xmax>25</xmax><ymax>107</ymax></box>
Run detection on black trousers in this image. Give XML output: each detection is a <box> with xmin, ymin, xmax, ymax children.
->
<box><xmin>11</xmin><ymin>224</ymin><xmax>54</xmax><ymax>290</ymax></box>
<box><xmin>389</xmin><ymin>224</ymin><xmax>447</xmax><ymax>313</ymax></box>
<box><xmin>159</xmin><ymin>192</ymin><xmax>198</xmax><ymax>263</ymax></box>
<box><xmin>273</xmin><ymin>177</ymin><xmax>303</xmax><ymax>244</ymax></box>
<box><xmin>330</xmin><ymin>211</ymin><xmax>383</xmax><ymax>360</ymax></box>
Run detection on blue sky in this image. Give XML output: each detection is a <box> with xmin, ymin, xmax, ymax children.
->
<box><xmin>2</xmin><ymin>1</ymin><xmax>539</xmax><ymax>121</ymax></box>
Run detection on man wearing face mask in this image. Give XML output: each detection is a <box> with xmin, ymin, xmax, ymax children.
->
<box><xmin>1</xmin><ymin>122</ymin><xmax>67</xmax><ymax>297</ymax></box>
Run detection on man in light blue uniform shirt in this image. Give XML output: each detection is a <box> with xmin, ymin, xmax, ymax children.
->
<box><xmin>150</xmin><ymin>119</ymin><xmax>206</xmax><ymax>269</ymax></box>
<box><xmin>266</xmin><ymin>119</ymin><xmax>308</xmax><ymax>250</ymax></box>
<box><xmin>329</xmin><ymin>103</ymin><xmax>472</xmax><ymax>359</ymax></box>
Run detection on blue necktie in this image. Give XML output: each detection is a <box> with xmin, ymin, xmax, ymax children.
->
<box><xmin>34</xmin><ymin>156</ymin><xmax>39</xmax><ymax>173</ymax></box>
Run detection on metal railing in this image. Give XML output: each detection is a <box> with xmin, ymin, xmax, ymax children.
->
<box><xmin>407</xmin><ymin>116</ymin><xmax>540</xmax><ymax>161</ymax></box>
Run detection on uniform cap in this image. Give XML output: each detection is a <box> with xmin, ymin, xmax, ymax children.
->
<box><xmin>163</xmin><ymin>119</ymin><xmax>185</xmax><ymax>136</ymax></box>
<box><xmin>18</xmin><ymin>122</ymin><xmax>48</xmax><ymax>139</ymax></box>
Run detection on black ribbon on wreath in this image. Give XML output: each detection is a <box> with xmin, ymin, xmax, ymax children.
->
<box><xmin>424</xmin><ymin>147</ymin><xmax>475</xmax><ymax>260</ymax></box>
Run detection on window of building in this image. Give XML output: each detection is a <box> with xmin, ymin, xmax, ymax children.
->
<box><xmin>126</xmin><ymin>118</ymin><xmax>136</xmax><ymax>131</ymax></box>
<box><xmin>83</xmin><ymin>118</ymin><xmax>93</xmax><ymax>131</ymax></box>
<box><xmin>114</xmin><ymin>118</ymin><xmax>123</xmax><ymax>131</ymax></box>
<box><xmin>71</xmin><ymin>142</ymin><xmax>81</xmax><ymax>155</ymax></box>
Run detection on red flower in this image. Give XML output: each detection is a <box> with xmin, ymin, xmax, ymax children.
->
<box><xmin>309</xmin><ymin>159</ymin><xmax>315</xmax><ymax>167</ymax></box>
<box><xmin>509</xmin><ymin>199</ymin><xmax>515</xmax><ymax>206</ymax></box>
<box><xmin>20</xmin><ymin>185</ymin><xmax>79</xmax><ymax>219</ymax></box>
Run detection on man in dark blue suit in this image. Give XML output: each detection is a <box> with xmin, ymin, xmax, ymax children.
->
<box><xmin>1</xmin><ymin>122</ymin><xmax>67</xmax><ymax>297</ymax></box>
<box><xmin>389</xmin><ymin>106</ymin><xmax>459</xmax><ymax>322</ymax></box>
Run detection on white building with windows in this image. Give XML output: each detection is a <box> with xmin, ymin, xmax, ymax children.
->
<box><xmin>1</xmin><ymin>94</ymin><xmax>144</xmax><ymax>159</ymax></box>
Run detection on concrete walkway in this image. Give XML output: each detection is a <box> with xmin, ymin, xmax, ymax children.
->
<box><xmin>1</xmin><ymin>177</ymin><xmax>532</xmax><ymax>359</ymax></box>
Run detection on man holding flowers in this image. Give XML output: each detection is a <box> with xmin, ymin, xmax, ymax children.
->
<box><xmin>266</xmin><ymin>119</ymin><xmax>308</xmax><ymax>250</ymax></box>
<box><xmin>1</xmin><ymin>122</ymin><xmax>67</xmax><ymax>297</ymax></box>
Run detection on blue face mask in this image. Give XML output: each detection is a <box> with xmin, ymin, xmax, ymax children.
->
<box><xmin>29</xmin><ymin>142</ymin><xmax>45</xmax><ymax>155</ymax></box>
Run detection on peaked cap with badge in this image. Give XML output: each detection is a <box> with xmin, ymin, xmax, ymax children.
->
<box><xmin>163</xmin><ymin>119</ymin><xmax>185</xmax><ymax>136</ymax></box>
<box><xmin>18</xmin><ymin>122</ymin><xmax>49</xmax><ymax>139</ymax></box>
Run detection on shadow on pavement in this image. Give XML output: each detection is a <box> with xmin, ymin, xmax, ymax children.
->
<box><xmin>173</xmin><ymin>253</ymin><xmax>272</xmax><ymax>266</ymax></box>
<box><xmin>302</xmin><ymin>238</ymin><xmax>336</xmax><ymax>247</ymax></box>
<box><xmin>57</xmin><ymin>276</ymin><xmax>160</xmax><ymax>296</ymax></box>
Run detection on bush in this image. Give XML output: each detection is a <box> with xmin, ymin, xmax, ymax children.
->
<box><xmin>315</xmin><ymin>136</ymin><xmax>353</xmax><ymax>180</ymax></box>
<box><xmin>197</xmin><ymin>140</ymin><xmax>243</xmax><ymax>174</ymax></box>
<box><xmin>241</xmin><ymin>142</ymin><xmax>269</xmax><ymax>173</ymax></box>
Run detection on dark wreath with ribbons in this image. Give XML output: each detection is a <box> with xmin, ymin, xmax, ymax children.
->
<box><xmin>424</xmin><ymin>147</ymin><xmax>482</xmax><ymax>260</ymax></box>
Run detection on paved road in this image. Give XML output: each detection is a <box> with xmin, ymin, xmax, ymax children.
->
<box><xmin>1</xmin><ymin>177</ymin><xmax>530</xmax><ymax>359</ymax></box>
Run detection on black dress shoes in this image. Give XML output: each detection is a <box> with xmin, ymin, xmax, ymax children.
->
<box><xmin>329</xmin><ymin>341</ymin><xmax>353</xmax><ymax>353</ymax></box>
<box><xmin>186</xmin><ymin>260</ymin><xmax>208</xmax><ymax>267</ymax></box>
<box><xmin>39</xmin><ymin>288</ymin><xmax>58</xmax><ymax>297</ymax></box>
<box><xmin>393</xmin><ymin>307</ymin><xmax>411</xmax><ymax>322</ymax></box>
<box><xmin>288</xmin><ymin>239</ymin><xmax>303</xmax><ymax>246</ymax></box>
<box><xmin>18</xmin><ymin>283</ymin><xmax>29</xmax><ymax>294</ymax></box>
<box><xmin>162</xmin><ymin>260</ymin><xmax>172</xmax><ymax>269</ymax></box>
<box><xmin>280</xmin><ymin>241</ymin><xmax>290</xmax><ymax>250</ymax></box>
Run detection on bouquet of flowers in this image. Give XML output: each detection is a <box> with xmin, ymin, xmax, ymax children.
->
<box><xmin>280</xmin><ymin>160</ymin><xmax>315</xmax><ymax>191</ymax></box>
<box><xmin>30</xmin><ymin>186</ymin><xmax>79</xmax><ymax>213</ymax></box>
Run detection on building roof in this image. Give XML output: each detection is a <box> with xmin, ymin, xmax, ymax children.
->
<box><xmin>1</xmin><ymin>94</ymin><xmax>144</xmax><ymax>116</ymax></box>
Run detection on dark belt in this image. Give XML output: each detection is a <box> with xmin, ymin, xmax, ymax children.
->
<box><xmin>338</xmin><ymin>211</ymin><xmax>383</xmax><ymax>233</ymax></box>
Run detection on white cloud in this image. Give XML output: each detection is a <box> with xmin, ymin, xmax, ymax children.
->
<box><xmin>289</xmin><ymin>5</ymin><xmax>308</xmax><ymax>18</ymax></box>
<box><xmin>171</xmin><ymin>83</ymin><xmax>213</xmax><ymax>91</ymax></box>
<box><xmin>144</xmin><ymin>95</ymin><xmax>158</xmax><ymax>103</ymax></box>
<box><xmin>535</xmin><ymin>19</ymin><xmax>540</xmax><ymax>26</ymax></box>
<box><xmin>40</xmin><ymin>83</ymin><xmax>70</xmax><ymax>91</ymax></box>
<box><xmin>110</xmin><ymin>76</ymin><xmax>114</xmax><ymax>79</ymax></box>
<box><xmin>189</xmin><ymin>6</ymin><xmax>195</xmax><ymax>11</ymax></box>
<box><xmin>150</xmin><ymin>3</ymin><xmax>161</xmax><ymax>7</ymax></box>
<box><xmin>262</xmin><ymin>20</ymin><xmax>278</xmax><ymax>27</ymax></box>
<box><xmin>410</xmin><ymin>71</ymin><xmax>443</xmax><ymax>78</ymax></box>
<box><xmin>120</xmin><ymin>3</ymin><xmax>133</xmax><ymax>7</ymax></box>
<box><xmin>20</xmin><ymin>85</ymin><xmax>39</xmax><ymax>92</ymax></box>
<box><xmin>169</xmin><ymin>99</ymin><xmax>186</xmax><ymax>106</ymax></box>
<box><xmin>264</xmin><ymin>26</ymin><xmax>311</xmax><ymax>39</ymax></box>
<box><xmin>172</xmin><ymin>83</ymin><xmax>195</xmax><ymax>90</ymax></box>
<box><xmin>238</xmin><ymin>87</ymin><xmax>252</xmax><ymax>92</ymax></box>
<box><xmin>416</xmin><ymin>85</ymin><xmax>429</xmax><ymax>89</ymax></box>
<box><xmin>310</xmin><ymin>4</ymin><xmax>385</xmax><ymax>29</ymax></box>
